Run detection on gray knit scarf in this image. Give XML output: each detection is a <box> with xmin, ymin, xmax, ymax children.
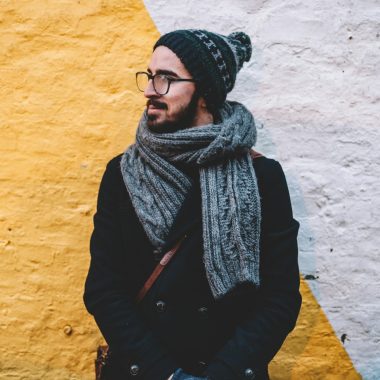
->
<box><xmin>120</xmin><ymin>101</ymin><xmax>261</xmax><ymax>298</ymax></box>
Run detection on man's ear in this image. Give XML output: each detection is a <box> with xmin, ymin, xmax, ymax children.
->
<box><xmin>198</xmin><ymin>96</ymin><xmax>208</xmax><ymax>110</ymax></box>
<box><xmin>195</xmin><ymin>95</ymin><xmax>214</xmax><ymax>125</ymax></box>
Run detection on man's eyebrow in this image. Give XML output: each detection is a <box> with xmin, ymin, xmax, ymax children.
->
<box><xmin>146</xmin><ymin>68</ymin><xmax>179</xmax><ymax>78</ymax></box>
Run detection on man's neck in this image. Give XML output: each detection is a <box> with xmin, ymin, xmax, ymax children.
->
<box><xmin>191</xmin><ymin>110</ymin><xmax>214</xmax><ymax>127</ymax></box>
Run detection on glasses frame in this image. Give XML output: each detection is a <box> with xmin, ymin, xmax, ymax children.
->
<box><xmin>136</xmin><ymin>71</ymin><xmax>196</xmax><ymax>95</ymax></box>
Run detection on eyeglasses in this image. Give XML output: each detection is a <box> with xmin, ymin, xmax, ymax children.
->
<box><xmin>136</xmin><ymin>71</ymin><xmax>196</xmax><ymax>95</ymax></box>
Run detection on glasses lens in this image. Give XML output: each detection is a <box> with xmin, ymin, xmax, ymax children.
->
<box><xmin>153</xmin><ymin>74</ymin><xmax>169</xmax><ymax>95</ymax></box>
<box><xmin>136</xmin><ymin>72</ymin><xmax>148</xmax><ymax>92</ymax></box>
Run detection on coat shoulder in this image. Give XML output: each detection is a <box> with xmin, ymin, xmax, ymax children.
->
<box><xmin>101</xmin><ymin>153</ymin><xmax>125</xmax><ymax>187</ymax></box>
<box><xmin>251</xmin><ymin>153</ymin><xmax>284</xmax><ymax>188</ymax></box>
<box><xmin>106</xmin><ymin>153</ymin><xmax>123</xmax><ymax>173</ymax></box>
<box><xmin>97</xmin><ymin>153</ymin><xmax>129</xmax><ymax>204</ymax></box>
<box><xmin>251</xmin><ymin>153</ymin><xmax>296</xmax><ymax>231</ymax></box>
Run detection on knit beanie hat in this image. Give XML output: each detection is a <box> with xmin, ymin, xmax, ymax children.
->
<box><xmin>153</xmin><ymin>29</ymin><xmax>252</xmax><ymax>110</ymax></box>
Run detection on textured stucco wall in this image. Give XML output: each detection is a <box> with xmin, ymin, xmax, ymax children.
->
<box><xmin>0</xmin><ymin>0</ymin><xmax>378</xmax><ymax>379</ymax></box>
<box><xmin>0</xmin><ymin>1</ymin><xmax>159</xmax><ymax>378</ymax></box>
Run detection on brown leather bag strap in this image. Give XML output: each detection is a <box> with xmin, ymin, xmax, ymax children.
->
<box><xmin>135</xmin><ymin>235</ymin><xmax>187</xmax><ymax>303</ymax></box>
<box><xmin>250</xmin><ymin>149</ymin><xmax>263</xmax><ymax>159</ymax></box>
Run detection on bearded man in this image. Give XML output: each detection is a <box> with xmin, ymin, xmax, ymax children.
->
<box><xmin>84</xmin><ymin>29</ymin><xmax>301</xmax><ymax>380</ymax></box>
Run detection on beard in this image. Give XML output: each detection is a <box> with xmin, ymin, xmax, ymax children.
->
<box><xmin>146</xmin><ymin>92</ymin><xmax>200</xmax><ymax>133</ymax></box>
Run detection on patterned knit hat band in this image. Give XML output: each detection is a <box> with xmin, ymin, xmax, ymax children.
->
<box><xmin>153</xmin><ymin>29</ymin><xmax>252</xmax><ymax>109</ymax></box>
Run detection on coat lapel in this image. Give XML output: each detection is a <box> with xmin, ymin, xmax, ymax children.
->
<box><xmin>160</xmin><ymin>180</ymin><xmax>202</xmax><ymax>253</ymax></box>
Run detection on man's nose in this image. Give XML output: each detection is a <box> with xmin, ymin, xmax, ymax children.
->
<box><xmin>144</xmin><ymin>79</ymin><xmax>158</xmax><ymax>98</ymax></box>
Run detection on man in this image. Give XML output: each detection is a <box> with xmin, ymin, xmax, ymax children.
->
<box><xmin>84</xmin><ymin>29</ymin><xmax>301</xmax><ymax>380</ymax></box>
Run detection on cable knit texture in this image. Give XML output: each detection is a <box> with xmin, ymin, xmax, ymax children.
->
<box><xmin>120</xmin><ymin>101</ymin><xmax>261</xmax><ymax>298</ymax></box>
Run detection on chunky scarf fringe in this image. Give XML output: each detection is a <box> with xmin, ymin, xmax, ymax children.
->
<box><xmin>120</xmin><ymin>101</ymin><xmax>261</xmax><ymax>298</ymax></box>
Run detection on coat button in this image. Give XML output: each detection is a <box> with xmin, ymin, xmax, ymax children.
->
<box><xmin>197</xmin><ymin>360</ymin><xmax>207</xmax><ymax>371</ymax></box>
<box><xmin>130</xmin><ymin>364</ymin><xmax>139</xmax><ymax>376</ymax></box>
<box><xmin>153</xmin><ymin>248</ymin><xmax>162</xmax><ymax>261</ymax></box>
<box><xmin>244</xmin><ymin>368</ymin><xmax>255</xmax><ymax>379</ymax></box>
<box><xmin>198</xmin><ymin>306</ymin><xmax>208</xmax><ymax>318</ymax></box>
<box><xmin>156</xmin><ymin>300</ymin><xmax>166</xmax><ymax>312</ymax></box>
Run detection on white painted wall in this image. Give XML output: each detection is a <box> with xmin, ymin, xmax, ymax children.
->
<box><xmin>144</xmin><ymin>1</ymin><xmax>380</xmax><ymax>378</ymax></box>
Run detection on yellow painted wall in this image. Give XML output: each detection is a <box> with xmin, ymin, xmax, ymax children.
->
<box><xmin>0</xmin><ymin>1</ymin><xmax>158</xmax><ymax>378</ymax></box>
<box><xmin>0</xmin><ymin>1</ymin><xmax>360</xmax><ymax>379</ymax></box>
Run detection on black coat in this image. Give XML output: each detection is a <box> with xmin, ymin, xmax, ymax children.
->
<box><xmin>83</xmin><ymin>153</ymin><xmax>301</xmax><ymax>380</ymax></box>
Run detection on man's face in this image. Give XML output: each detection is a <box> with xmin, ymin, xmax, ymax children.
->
<box><xmin>144</xmin><ymin>46</ymin><xmax>199</xmax><ymax>133</ymax></box>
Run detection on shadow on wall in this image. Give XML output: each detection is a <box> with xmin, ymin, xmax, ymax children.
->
<box><xmin>270</xmin><ymin>278</ymin><xmax>361</xmax><ymax>379</ymax></box>
<box><xmin>254</xmin><ymin>127</ymin><xmax>360</xmax><ymax>379</ymax></box>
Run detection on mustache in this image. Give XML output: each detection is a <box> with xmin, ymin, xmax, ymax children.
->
<box><xmin>146</xmin><ymin>99</ymin><xmax>167</xmax><ymax>109</ymax></box>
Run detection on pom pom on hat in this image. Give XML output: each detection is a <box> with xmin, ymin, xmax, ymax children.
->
<box><xmin>226</xmin><ymin>32</ymin><xmax>252</xmax><ymax>69</ymax></box>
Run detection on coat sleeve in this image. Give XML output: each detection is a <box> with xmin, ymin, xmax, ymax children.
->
<box><xmin>83</xmin><ymin>157</ymin><xmax>178</xmax><ymax>380</ymax></box>
<box><xmin>204</xmin><ymin>159</ymin><xmax>302</xmax><ymax>380</ymax></box>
